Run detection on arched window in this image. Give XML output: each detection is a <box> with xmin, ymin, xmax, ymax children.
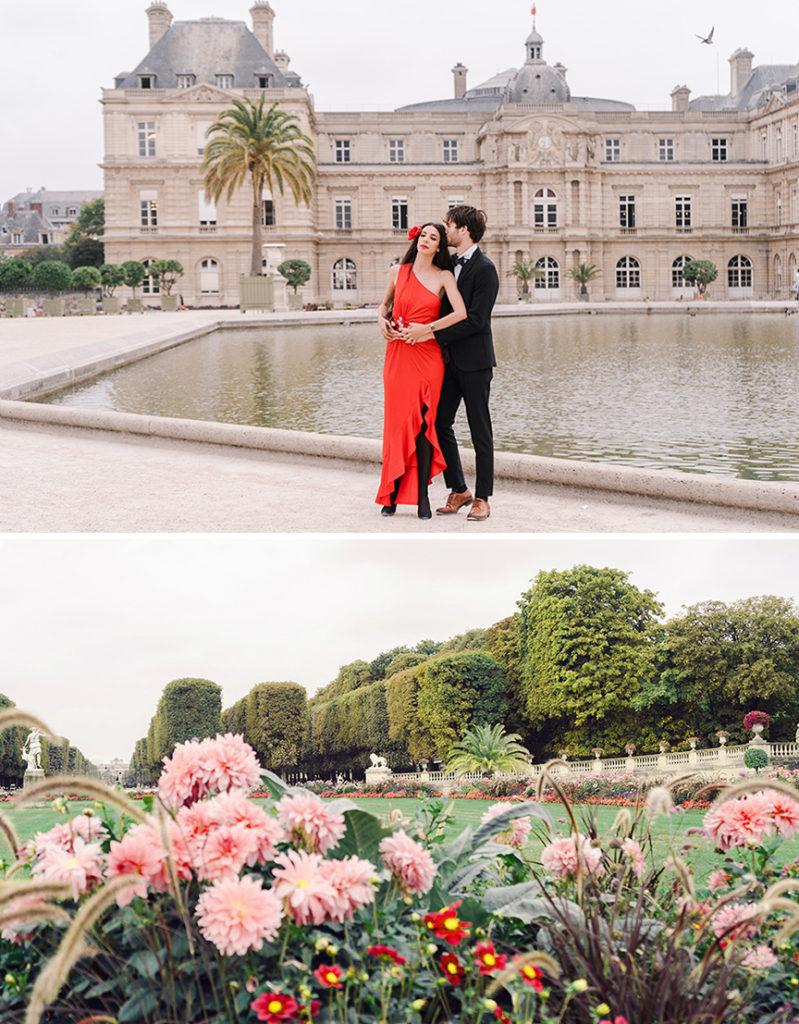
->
<box><xmin>200</xmin><ymin>258</ymin><xmax>219</xmax><ymax>294</ymax></box>
<box><xmin>534</xmin><ymin>256</ymin><xmax>560</xmax><ymax>289</ymax></box>
<box><xmin>533</xmin><ymin>188</ymin><xmax>557</xmax><ymax>229</ymax></box>
<box><xmin>728</xmin><ymin>254</ymin><xmax>752</xmax><ymax>289</ymax></box>
<box><xmin>332</xmin><ymin>257</ymin><xmax>357</xmax><ymax>292</ymax></box>
<box><xmin>141</xmin><ymin>259</ymin><xmax>160</xmax><ymax>295</ymax></box>
<box><xmin>616</xmin><ymin>256</ymin><xmax>640</xmax><ymax>289</ymax></box>
<box><xmin>672</xmin><ymin>255</ymin><xmax>693</xmax><ymax>289</ymax></box>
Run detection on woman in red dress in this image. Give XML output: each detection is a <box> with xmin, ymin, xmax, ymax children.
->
<box><xmin>376</xmin><ymin>223</ymin><xmax>467</xmax><ymax>518</ymax></box>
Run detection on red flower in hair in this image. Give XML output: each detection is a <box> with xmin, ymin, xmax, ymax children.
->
<box><xmin>407</xmin><ymin>226</ymin><xmax>421</xmax><ymax>240</ymax></box>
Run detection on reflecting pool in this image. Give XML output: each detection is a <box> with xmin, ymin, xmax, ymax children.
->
<box><xmin>36</xmin><ymin>313</ymin><xmax>799</xmax><ymax>480</ymax></box>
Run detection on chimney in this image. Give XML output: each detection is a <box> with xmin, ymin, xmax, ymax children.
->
<box><xmin>146</xmin><ymin>2</ymin><xmax>172</xmax><ymax>49</ymax></box>
<box><xmin>553</xmin><ymin>62</ymin><xmax>567</xmax><ymax>82</ymax></box>
<box><xmin>250</xmin><ymin>2</ymin><xmax>275</xmax><ymax>59</ymax></box>
<box><xmin>274</xmin><ymin>50</ymin><xmax>290</xmax><ymax>75</ymax></box>
<box><xmin>730</xmin><ymin>48</ymin><xmax>754</xmax><ymax>97</ymax></box>
<box><xmin>7</xmin><ymin>201</ymin><xmax>14</xmax><ymax>219</ymax></box>
<box><xmin>452</xmin><ymin>62</ymin><xmax>468</xmax><ymax>99</ymax></box>
<box><xmin>671</xmin><ymin>84</ymin><xmax>691</xmax><ymax>112</ymax></box>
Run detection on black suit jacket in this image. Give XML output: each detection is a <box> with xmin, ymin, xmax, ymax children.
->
<box><xmin>435</xmin><ymin>248</ymin><xmax>499</xmax><ymax>372</ymax></box>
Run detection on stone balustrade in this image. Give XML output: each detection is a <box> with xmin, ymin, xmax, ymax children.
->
<box><xmin>377</xmin><ymin>739</ymin><xmax>799</xmax><ymax>792</ymax></box>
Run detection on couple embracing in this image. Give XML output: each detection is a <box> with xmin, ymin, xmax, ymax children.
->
<box><xmin>376</xmin><ymin>205</ymin><xmax>499</xmax><ymax>522</ymax></box>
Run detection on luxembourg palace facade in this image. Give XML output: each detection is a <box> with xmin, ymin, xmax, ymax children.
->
<box><xmin>102</xmin><ymin>1</ymin><xmax>799</xmax><ymax>307</ymax></box>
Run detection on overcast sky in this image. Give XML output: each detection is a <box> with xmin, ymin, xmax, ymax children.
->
<box><xmin>2</xmin><ymin>0</ymin><xmax>795</xmax><ymax>202</ymax></box>
<box><xmin>2</xmin><ymin>534</ymin><xmax>798</xmax><ymax>764</ymax></box>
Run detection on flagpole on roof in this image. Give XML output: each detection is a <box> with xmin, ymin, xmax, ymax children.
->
<box><xmin>531</xmin><ymin>4</ymin><xmax>536</xmax><ymax>29</ymax></box>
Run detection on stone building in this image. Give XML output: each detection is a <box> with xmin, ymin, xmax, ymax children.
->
<box><xmin>0</xmin><ymin>188</ymin><xmax>103</xmax><ymax>257</ymax></box>
<box><xmin>101</xmin><ymin>2</ymin><xmax>799</xmax><ymax>306</ymax></box>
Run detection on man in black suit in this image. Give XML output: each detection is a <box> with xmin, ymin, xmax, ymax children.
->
<box><xmin>431</xmin><ymin>206</ymin><xmax>499</xmax><ymax>521</ymax></box>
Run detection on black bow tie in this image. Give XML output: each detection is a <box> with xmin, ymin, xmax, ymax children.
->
<box><xmin>453</xmin><ymin>255</ymin><xmax>468</xmax><ymax>267</ymax></box>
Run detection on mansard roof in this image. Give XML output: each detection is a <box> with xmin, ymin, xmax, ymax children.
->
<box><xmin>690</xmin><ymin>63</ymin><xmax>799</xmax><ymax>111</ymax></box>
<box><xmin>114</xmin><ymin>18</ymin><xmax>295</xmax><ymax>89</ymax></box>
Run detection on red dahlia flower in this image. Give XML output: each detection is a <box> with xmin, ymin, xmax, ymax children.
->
<box><xmin>474</xmin><ymin>940</ymin><xmax>507</xmax><ymax>975</ymax></box>
<box><xmin>250</xmin><ymin>993</ymin><xmax>301</xmax><ymax>1022</ymax></box>
<box><xmin>424</xmin><ymin>900</ymin><xmax>472</xmax><ymax>945</ymax></box>
<box><xmin>366</xmin><ymin>944</ymin><xmax>407</xmax><ymax>965</ymax></box>
<box><xmin>313</xmin><ymin>963</ymin><xmax>344</xmax><ymax>989</ymax></box>
<box><xmin>440</xmin><ymin>952</ymin><xmax>466</xmax><ymax>986</ymax></box>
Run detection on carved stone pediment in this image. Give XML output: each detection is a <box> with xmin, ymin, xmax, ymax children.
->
<box><xmin>176</xmin><ymin>83</ymin><xmax>232</xmax><ymax>103</ymax></box>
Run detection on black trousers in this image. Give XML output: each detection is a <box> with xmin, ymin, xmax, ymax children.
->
<box><xmin>435</xmin><ymin>362</ymin><xmax>494</xmax><ymax>499</ymax></box>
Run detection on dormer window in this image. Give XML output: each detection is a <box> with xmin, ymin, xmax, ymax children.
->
<box><xmin>177</xmin><ymin>74</ymin><xmax>195</xmax><ymax>89</ymax></box>
<box><xmin>139</xmin><ymin>74</ymin><xmax>155</xmax><ymax>89</ymax></box>
<box><xmin>256</xmin><ymin>74</ymin><xmax>272</xmax><ymax>89</ymax></box>
<box><xmin>216</xmin><ymin>74</ymin><xmax>234</xmax><ymax>89</ymax></box>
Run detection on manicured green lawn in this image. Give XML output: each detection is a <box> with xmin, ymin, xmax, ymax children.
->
<box><xmin>4</xmin><ymin>796</ymin><xmax>799</xmax><ymax>885</ymax></box>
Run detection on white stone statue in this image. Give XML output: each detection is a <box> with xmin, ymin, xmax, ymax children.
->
<box><xmin>369</xmin><ymin>752</ymin><xmax>388</xmax><ymax>769</ymax></box>
<box><xmin>795</xmin><ymin>722</ymin><xmax>799</xmax><ymax>744</ymax></box>
<box><xmin>22</xmin><ymin>728</ymin><xmax>42</xmax><ymax>772</ymax></box>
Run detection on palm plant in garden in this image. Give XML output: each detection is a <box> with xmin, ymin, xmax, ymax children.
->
<box><xmin>506</xmin><ymin>257</ymin><xmax>543</xmax><ymax>298</ymax></box>
<box><xmin>446</xmin><ymin>722</ymin><xmax>531</xmax><ymax>777</ymax></box>
<box><xmin>202</xmin><ymin>97</ymin><xmax>316</xmax><ymax>277</ymax></box>
<box><xmin>567</xmin><ymin>262</ymin><xmax>601</xmax><ymax>299</ymax></box>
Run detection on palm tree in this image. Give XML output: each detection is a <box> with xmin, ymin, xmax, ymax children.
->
<box><xmin>446</xmin><ymin>723</ymin><xmax>531</xmax><ymax>777</ymax></box>
<box><xmin>202</xmin><ymin>96</ymin><xmax>316</xmax><ymax>277</ymax></box>
<box><xmin>506</xmin><ymin>257</ymin><xmax>544</xmax><ymax>298</ymax></box>
<box><xmin>567</xmin><ymin>262</ymin><xmax>601</xmax><ymax>300</ymax></box>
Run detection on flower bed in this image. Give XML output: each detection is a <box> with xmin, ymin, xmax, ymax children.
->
<box><xmin>4</xmin><ymin>730</ymin><xmax>799</xmax><ymax>1023</ymax></box>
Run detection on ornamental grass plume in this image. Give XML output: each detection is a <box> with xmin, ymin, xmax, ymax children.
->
<box><xmin>195</xmin><ymin>874</ymin><xmax>283</xmax><ymax>956</ymax></box>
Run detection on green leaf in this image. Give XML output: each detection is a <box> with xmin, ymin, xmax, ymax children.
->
<box><xmin>118</xmin><ymin>988</ymin><xmax>157</xmax><ymax>1021</ymax></box>
<box><xmin>480</xmin><ymin>881</ymin><xmax>584</xmax><ymax>926</ymax></box>
<box><xmin>332</xmin><ymin>808</ymin><xmax>393</xmax><ymax>862</ymax></box>
<box><xmin>259</xmin><ymin>768</ymin><xmax>288</xmax><ymax>799</ymax></box>
<box><xmin>127</xmin><ymin>949</ymin><xmax>160</xmax><ymax>978</ymax></box>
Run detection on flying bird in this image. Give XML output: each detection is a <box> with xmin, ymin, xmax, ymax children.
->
<box><xmin>696</xmin><ymin>26</ymin><xmax>714</xmax><ymax>44</ymax></box>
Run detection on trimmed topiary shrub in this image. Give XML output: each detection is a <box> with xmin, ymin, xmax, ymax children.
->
<box><xmin>744</xmin><ymin>747</ymin><xmax>769</xmax><ymax>772</ymax></box>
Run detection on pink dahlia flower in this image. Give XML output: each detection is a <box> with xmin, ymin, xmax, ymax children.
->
<box><xmin>620</xmin><ymin>838</ymin><xmax>645</xmax><ymax>879</ymax></box>
<box><xmin>206</xmin><ymin>791</ymin><xmax>284</xmax><ymax>865</ymax></box>
<box><xmin>741</xmin><ymin>944</ymin><xmax>778</xmax><ymax>970</ymax></box>
<box><xmin>277</xmin><ymin>792</ymin><xmax>345</xmax><ymax>854</ymax></box>
<box><xmin>271</xmin><ymin>849</ymin><xmax>339</xmax><ymax>925</ymax></box>
<box><xmin>707</xmin><ymin>869</ymin><xmax>731</xmax><ymax>892</ymax></box>
<box><xmin>540</xmin><ymin>835</ymin><xmax>603</xmax><ymax>880</ymax></box>
<box><xmin>480</xmin><ymin>803</ymin><xmax>532</xmax><ymax>849</ymax></box>
<box><xmin>704</xmin><ymin>792</ymin><xmax>773</xmax><ymax>850</ymax></box>
<box><xmin>34</xmin><ymin>837</ymin><xmax>104</xmax><ymax>901</ymax></box>
<box><xmin>105</xmin><ymin>823</ymin><xmax>170</xmax><ymax>905</ymax></box>
<box><xmin>33</xmin><ymin>814</ymin><xmax>109</xmax><ymax>855</ymax></box>
<box><xmin>195</xmin><ymin>874</ymin><xmax>282</xmax><ymax>956</ymax></box>
<box><xmin>0</xmin><ymin>893</ymin><xmax>47</xmax><ymax>943</ymax></box>
<box><xmin>203</xmin><ymin>733</ymin><xmax>262</xmax><ymax>796</ymax></box>
<box><xmin>196</xmin><ymin>823</ymin><xmax>258</xmax><ymax>883</ymax></box>
<box><xmin>379</xmin><ymin>830</ymin><xmax>436</xmax><ymax>896</ymax></box>
<box><xmin>319</xmin><ymin>855</ymin><xmax>376</xmax><ymax>922</ymax></box>
<box><xmin>763</xmin><ymin>789</ymin><xmax>799</xmax><ymax>838</ymax></box>
<box><xmin>710</xmin><ymin>901</ymin><xmax>760</xmax><ymax>941</ymax></box>
<box><xmin>157</xmin><ymin>734</ymin><xmax>262</xmax><ymax>810</ymax></box>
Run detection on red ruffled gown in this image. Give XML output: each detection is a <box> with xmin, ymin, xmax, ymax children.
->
<box><xmin>376</xmin><ymin>264</ymin><xmax>447</xmax><ymax>507</ymax></box>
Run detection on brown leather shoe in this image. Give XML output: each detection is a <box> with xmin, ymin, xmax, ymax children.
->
<box><xmin>436</xmin><ymin>489</ymin><xmax>473</xmax><ymax>515</ymax></box>
<box><xmin>466</xmin><ymin>498</ymin><xmax>490</xmax><ymax>521</ymax></box>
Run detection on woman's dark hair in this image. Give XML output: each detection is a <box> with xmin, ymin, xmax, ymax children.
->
<box><xmin>401</xmin><ymin>222</ymin><xmax>450</xmax><ymax>270</ymax></box>
<box><xmin>445</xmin><ymin>205</ymin><xmax>487</xmax><ymax>244</ymax></box>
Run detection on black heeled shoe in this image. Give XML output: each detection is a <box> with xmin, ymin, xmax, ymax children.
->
<box><xmin>381</xmin><ymin>504</ymin><xmax>396</xmax><ymax>516</ymax></box>
<box><xmin>417</xmin><ymin>496</ymin><xmax>432</xmax><ymax>520</ymax></box>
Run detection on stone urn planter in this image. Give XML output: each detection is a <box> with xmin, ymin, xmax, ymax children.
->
<box><xmin>76</xmin><ymin>297</ymin><xmax>96</xmax><ymax>315</ymax></box>
<box><xmin>287</xmin><ymin>292</ymin><xmax>304</xmax><ymax>310</ymax></box>
<box><xmin>240</xmin><ymin>274</ymin><xmax>275</xmax><ymax>312</ymax></box>
<box><xmin>160</xmin><ymin>294</ymin><xmax>179</xmax><ymax>311</ymax></box>
<box><xmin>126</xmin><ymin>299</ymin><xmax>143</xmax><ymax>313</ymax></box>
<box><xmin>6</xmin><ymin>297</ymin><xmax>25</xmax><ymax>317</ymax></box>
<box><xmin>102</xmin><ymin>296</ymin><xmax>121</xmax><ymax>314</ymax></box>
<box><xmin>42</xmin><ymin>298</ymin><xmax>64</xmax><ymax>317</ymax></box>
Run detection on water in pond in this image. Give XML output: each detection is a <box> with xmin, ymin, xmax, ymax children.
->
<box><xmin>37</xmin><ymin>313</ymin><xmax>799</xmax><ymax>481</ymax></box>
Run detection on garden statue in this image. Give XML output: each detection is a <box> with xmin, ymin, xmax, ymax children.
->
<box><xmin>369</xmin><ymin>753</ymin><xmax>388</xmax><ymax>769</ymax></box>
<box><xmin>22</xmin><ymin>728</ymin><xmax>42</xmax><ymax>772</ymax></box>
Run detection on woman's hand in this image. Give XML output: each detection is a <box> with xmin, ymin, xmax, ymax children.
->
<box><xmin>379</xmin><ymin>315</ymin><xmax>401</xmax><ymax>342</ymax></box>
<box><xmin>400</xmin><ymin>322</ymin><xmax>434</xmax><ymax>345</ymax></box>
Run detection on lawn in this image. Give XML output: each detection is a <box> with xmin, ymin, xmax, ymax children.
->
<box><xmin>5</xmin><ymin>795</ymin><xmax>799</xmax><ymax>883</ymax></box>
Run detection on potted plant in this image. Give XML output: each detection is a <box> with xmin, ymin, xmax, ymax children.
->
<box><xmin>150</xmin><ymin>259</ymin><xmax>184</xmax><ymax>310</ymax></box>
<box><xmin>31</xmin><ymin>259</ymin><xmax>72</xmax><ymax>316</ymax></box>
<box><xmin>658</xmin><ymin>740</ymin><xmax>669</xmax><ymax>753</ymax></box>
<box><xmin>121</xmin><ymin>260</ymin><xmax>146</xmax><ymax>312</ymax></box>
<box><xmin>100</xmin><ymin>264</ymin><xmax>126</xmax><ymax>314</ymax></box>
<box><xmin>70</xmin><ymin>265</ymin><xmax>102</xmax><ymax>315</ymax></box>
<box><xmin>743</xmin><ymin>710</ymin><xmax>770</xmax><ymax>741</ymax></box>
<box><xmin>686</xmin><ymin>736</ymin><xmax>700</xmax><ymax>750</ymax></box>
<box><xmin>557</xmin><ymin>747</ymin><xmax>571</xmax><ymax>760</ymax></box>
<box><xmin>716</xmin><ymin>729</ymin><xmax>729</xmax><ymax>746</ymax></box>
<box><xmin>681</xmin><ymin>258</ymin><xmax>718</xmax><ymax>300</ymax></box>
<box><xmin>506</xmin><ymin>257</ymin><xmax>543</xmax><ymax>302</ymax></box>
<box><xmin>591</xmin><ymin>747</ymin><xmax>604</xmax><ymax>759</ymax></box>
<box><xmin>278</xmin><ymin>258</ymin><xmax>312</xmax><ymax>310</ymax></box>
<box><xmin>624</xmin><ymin>742</ymin><xmax>636</xmax><ymax>756</ymax></box>
<box><xmin>567</xmin><ymin>262</ymin><xmax>601</xmax><ymax>301</ymax></box>
<box><xmin>0</xmin><ymin>257</ymin><xmax>32</xmax><ymax>317</ymax></box>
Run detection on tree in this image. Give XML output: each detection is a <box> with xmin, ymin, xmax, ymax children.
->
<box><xmin>100</xmin><ymin>264</ymin><xmax>126</xmax><ymax>296</ymax></box>
<box><xmin>681</xmin><ymin>259</ymin><xmax>718</xmax><ymax>296</ymax></box>
<box><xmin>71</xmin><ymin>265</ymin><xmax>101</xmax><ymax>295</ymax></box>
<box><xmin>153</xmin><ymin>678</ymin><xmax>222</xmax><ymax>762</ymax></box>
<box><xmin>149</xmin><ymin>259</ymin><xmax>184</xmax><ymax>296</ymax></box>
<box><xmin>417</xmin><ymin>651</ymin><xmax>507</xmax><ymax>758</ymax></box>
<box><xmin>66</xmin><ymin>238</ymin><xmax>104</xmax><ymax>269</ymax></box>
<box><xmin>506</xmin><ymin>257</ymin><xmax>544</xmax><ymax>297</ymax></box>
<box><xmin>202</xmin><ymin>96</ymin><xmax>315</xmax><ymax>276</ymax></box>
<box><xmin>445</xmin><ymin>723</ymin><xmax>530</xmax><ymax>777</ymax></box>
<box><xmin>0</xmin><ymin>258</ymin><xmax>32</xmax><ymax>296</ymax></box>
<box><xmin>278</xmin><ymin>258</ymin><xmax>312</xmax><ymax>294</ymax></box>
<box><xmin>64</xmin><ymin>198</ymin><xmax>105</xmax><ymax>268</ymax></box>
<box><xmin>567</xmin><ymin>263</ymin><xmax>601</xmax><ymax>298</ymax></box>
<box><xmin>657</xmin><ymin>596</ymin><xmax>799</xmax><ymax>741</ymax></box>
<box><xmin>516</xmin><ymin>565</ymin><xmax>663</xmax><ymax>755</ymax></box>
<box><xmin>31</xmin><ymin>259</ymin><xmax>72</xmax><ymax>298</ymax></box>
<box><xmin>121</xmin><ymin>260</ymin><xmax>146</xmax><ymax>298</ymax></box>
<box><xmin>244</xmin><ymin>682</ymin><xmax>307</xmax><ymax>775</ymax></box>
